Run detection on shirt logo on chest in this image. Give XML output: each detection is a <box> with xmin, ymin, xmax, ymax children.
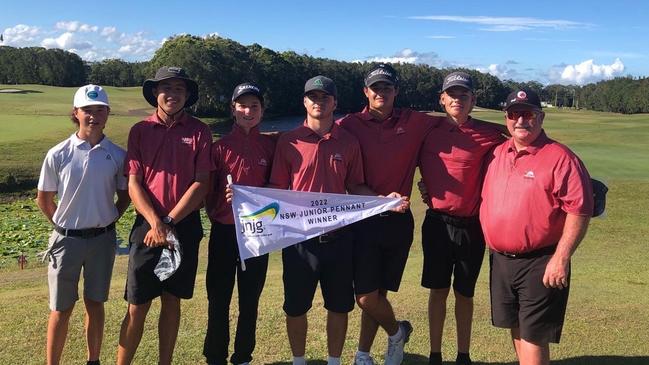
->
<box><xmin>181</xmin><ymin>137</ymin><xmax>193</xmax><ymax>145</ymax></box>
<box><xmin>258</xmin><ymin>158</ymin><xmax>268</xmax><ymax>166</ymax></box>
<box><xmin>523</xmin><ymin>170</ymin><xmax>535</xmax><ymax>179</ymax></box>
<box><xmin>396</xmin><ymin>127</ymin><xmax>405</xmax><ymax>135</ymax></box>
<box><xmin>332</xmin><ymin>153</ymin><xmax>343</xmax><ymax>161</ymax></box>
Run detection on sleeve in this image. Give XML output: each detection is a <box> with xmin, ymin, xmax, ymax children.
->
<box><xmin>345</xmin><ymin>138</ymin><xmax>365</xmax><ymax>187</ymax></box>
<box><xmin>205</xmin><ymin>143</ymin><xmax>224</xmax><ymax>216</ymax></box>
<box><xmin>37</xmin><ymin>149</ymin><xmax>58</xmax><ymax>192</ymax></box>
<box><xmin>268</xmin><ymin>136</ymin><xmax>291</xmax><ymax>189</ymax></box>
<box><xmin>125</xmin><ymin>124</ymin><xmax>143</xmax><ymax>177</ymax></box>
<box><xmin>210</xmin><ymin>140</ymin><xmax>222</xmax><ymax>174</ymax></box>
<box><xmin>115</xmin><ymin>147</ymin><xmax>128</xmax><ymax>190</ymax></box>
<box><xmin>554</xmin><ymin>152</ymin><xmax>594</xmax><ymax>216</ymax></box>
<box><xmin>194</xmin><ymin>124</ymin><xmax>213</xmax><ymax>174</ymax></box>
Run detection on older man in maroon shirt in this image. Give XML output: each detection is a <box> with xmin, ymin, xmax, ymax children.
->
<box><xmin>480</xmin><ymin>89</ymin><xmax>593</xmax><ymax>365</ymax></box>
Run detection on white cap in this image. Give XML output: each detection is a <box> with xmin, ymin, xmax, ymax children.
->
<box><xmin>73</xmin><ymin>84</ymin><xmax>109</xmax><ymax>108</ymax></box>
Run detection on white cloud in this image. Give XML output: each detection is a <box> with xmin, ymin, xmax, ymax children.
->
<box><xmin>355</xmin><ymin>48</ymin><xmax>451</xmax><ymax>67</ymax></box>
<box><xmin>2</xmin><ymin>21</ymin><xmax>163</xmax><ymax>61</ymax></box>
<box><xmin>116</xmin><ymin>32</ymin><xmax>161</xmax><ymax>58</ymax></box>
<box><xmin>426</xmin><ymin>35</ymin><xmax>456</xmax><ymax>39</ymax></box>
<box><xmin>359</xmin><ymin>48</ymin><xmax>418</xmax><ymax>64</ymax></box>
<box><xmin>2</xmin><ymin>24</ymin><xmax>41</xmax><ymax>45</ymax></box>
<box><xmin>558</xmin><ymin>58</ymin><xmax>625</xmax><ymax>85</ymax></box>
<box><xmin>477</xmin><ymin>63</ymin><xmax>518</xmax><ymax>80</ymax></box>
<box><xmin>409</xmin><ymin>15</ymin><xmax>590</xmax><ymax>32</ymax></box>
<box><xmin>55</xmin><ymin>21</ymin><xmax>97</xmax><ymax>33</ymax></box>
<box><xmin>101</xmin><ymin>26</ymin><xmax>117</xmax><ymax>37</ymax></box>
<box><xmin>41</xmin><ymin>32</ymin><xmax>92</xmax><ymax>50</ymax></box>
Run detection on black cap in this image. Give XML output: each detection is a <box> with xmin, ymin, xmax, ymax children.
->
<box><xmin>142</xmin><ymin>66</ymin><xmax>199</xmax><ymax>108</ymax></box>
<box><xmin>504</xmin><ymin>89</ymin><xmax>542</xmax><ymax>110</ymax></box>
<box><xmin>304</xmin><ymin>75</ymin><xmax>337</xmax><ymax>98</ymax></box>
<box><xmin>364</xmin><ymin>63</ymin><xmax>399</xmax><ymax>87</ymax></box>
<box><xmin>231</xmin><ymin>82</ymin><xmax>264</xmax><ymax>104</ymax></box>
<box><xmin>591</xmin><ymin>178</ymin><xmax>608</xmax><ymax>217</ymax></box>
<box><xmin>442</xmin><ymin>71</ymin><xmax>473</xmax><ymax>92</ymax></box>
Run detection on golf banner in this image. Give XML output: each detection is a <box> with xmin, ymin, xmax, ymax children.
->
<box><xmin>230</xmin><ymin>184</ymin><xmax>402</xmax><ymax>263</ymax></box>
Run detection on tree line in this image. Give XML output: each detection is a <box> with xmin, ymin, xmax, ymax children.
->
<box><xmin>2</xmin><ymin>37</ymin><xmax>648</xmax><ymax>115</ymax></box>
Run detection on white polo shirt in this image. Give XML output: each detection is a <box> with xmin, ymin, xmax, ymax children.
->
<box><xmin>38</xmin><ymin>133</ymin><xmax>127</xmax><ymax>229</ymax></box>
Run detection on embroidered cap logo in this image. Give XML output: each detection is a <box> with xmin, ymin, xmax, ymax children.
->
<box><xmin>516</xmin><ymin>91</ymin><xmax>528</xmax><ymax>100</ymax></box>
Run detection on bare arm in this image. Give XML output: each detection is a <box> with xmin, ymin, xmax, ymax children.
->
<box><xmin>346</xmin><ymin>183</ymin><xmax>410</xmax><ymax>212</ymax></box>
<box><xmin>128</xmin><ymin>174</ymin><xmax>168</xmax><ymax>247</ymax></box>
<box><xmin>168</xmin><ymin>172</ymin><xmax>210</xmax><ymax>222</ymax></box>
<box><xmin>543</xmin><ymin>213</ymin><xmax>590</xmax><ymax>289</ymax></box>
<box><xmin>36</xmin><ymin>190</ymin><xmax>57</xmax><ymax>225</ymax></box>
<box><xmin>115</xmin><ymin>189</ymin><xmax>130</xmax><ymax>219</ymax></box>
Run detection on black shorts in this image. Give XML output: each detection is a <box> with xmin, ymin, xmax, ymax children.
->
<box><xmin>124</xmin><ymin>211</ymin><xmax>203</xmax><ymax>304</ymax></box>
<box><xmin>421</xmin><ymin>209</ymin><xmax>486</xmax><ymax>297</ymax></box>
<box><xmin>282</xmin><ymin>229</ymin><xmax>354</xmax><ymax>317</ymax></box>
<box><xmin>489</xmin><ymin>247</ymin><xmax>569</xmax><ymax>344</ymax></box>
<box><xmin>352</xmin><ymin>210</ymin><xmax>414</xmax><ymax>295</ymax></box>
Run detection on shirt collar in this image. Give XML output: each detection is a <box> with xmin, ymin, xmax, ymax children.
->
<box><xmin>506</xmin><ymin>130</ymin><xmax>550</xmax><ymax>155</ymax></box>
<box><xmin>71</xmin><ymin>133</ymin><xmax>106</xmax><ymax>149</ymax></box>
<box><xmin>231</xmin><ymin>123</ymin><xmax>260</xmax><ymax>137</ymax></box>
<box><xmin>295</xmin><ymin>120</ymin><xmax>340</xmax><ymax>140</ymax></box>
<box><xmin>145</xmin><ymin>111</ymin><xmax>190</xmax><ymax>127</ymax></box>
<box><xmin>358</xmin><ymin>106</ymin><xmax>401</xmax><ymax>122</ymax></box>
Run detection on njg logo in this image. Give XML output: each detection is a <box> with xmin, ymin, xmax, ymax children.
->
<box><xmin>239</xmin><ymin>202</ymin><xmax>279</xmax><ymax>235</ymax></box>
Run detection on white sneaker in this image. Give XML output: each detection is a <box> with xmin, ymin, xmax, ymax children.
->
<box><xmin>383</xmin><ymin>320</ymin><xmax>413</xmax><ymax>365</ymax></box>
<box><xmin>354</xmin><ymin>353</ymin><xmax>377</xmax><ymax>365</ymax></box>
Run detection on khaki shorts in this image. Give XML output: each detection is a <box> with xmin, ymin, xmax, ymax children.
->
<box><xmin>47</xmin><ymin>229</ymin><xmax>117</xmax><ymax>311</ymax></box>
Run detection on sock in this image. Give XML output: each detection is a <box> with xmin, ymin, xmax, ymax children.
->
<box><xmin>293</xmin><ymin>356</ymin><xmax>307</xmax><ymax>365</ymax></box>
<box><xmin>327</xmin><ymin>356</ymin><xmax>341</xmax><ymax>365</ymax></box>
<box><xmin>356</xmin><ymin>351</ymin><xmax>370</xmax><ymax>358</ymax></box>
<box><xmin>388</xmin><ymin>324</ymin><xmax>403</xmax><ymax>342</ymax></box>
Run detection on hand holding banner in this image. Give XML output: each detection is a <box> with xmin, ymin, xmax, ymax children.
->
<box><xmin>230</xmin><ymin>184</ymin><xmax>403</xmax><ymax>263</ymax></box>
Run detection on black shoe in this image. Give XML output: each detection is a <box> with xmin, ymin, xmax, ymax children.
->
<box><xmin>456</xmin><ymin>353</ymin><xmax>472</xmax><ymax>365</ymax></box>
<box><xmin>428</xmin><ymin>352</ymin><xmax>442</xmax><ymax>365</ymax></box>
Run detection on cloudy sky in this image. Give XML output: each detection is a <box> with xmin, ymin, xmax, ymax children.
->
<box><xmin>2</xmin><ymin>0</ymin><xmax>647</xmax><ymax>85</ymax></box>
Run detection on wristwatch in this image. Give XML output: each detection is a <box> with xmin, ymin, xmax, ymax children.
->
<box><xmin>162</xmin><ymin>216</ymin><xmax>175</xmax><ymax>226</ymax></box>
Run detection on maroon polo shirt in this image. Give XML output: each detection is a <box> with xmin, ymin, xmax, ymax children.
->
<box><xmin>207</xmin><ymin>124</ymin><xmax>276</xmax><ymax>224</ymax></box>
<box><xmin>480</xmin><ymin>132</ymin><xmax>594</xmax><ymax>253</ymax></box>
<box><xmin>338</xmin><ymin>107</ymin><xmax>440</xmax><ymax>197</ymax></box>
<box><xmin>125</xmin><ymin>112</ymin><xmax>212</xmax><ymax>216</ymax></box>
<box><xmin>420</xmin><ymin>117</ymin><xmax>506</xmax><ymax>217</ymax></box>
<box><xmin>269</xmin><ymin>121</ymin><xmax>364</xmax><ymax>193</ymax></box>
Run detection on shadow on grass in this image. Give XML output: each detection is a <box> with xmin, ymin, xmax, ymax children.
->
<box><xmin>268</xmin><ymin>355</ymin><xmax>649</xmax><ymax>365</ymax></box>
<box><xmin>478</xmin><ymin>355</ymin><xmax>649</xmax><ymax>365</ymax></box>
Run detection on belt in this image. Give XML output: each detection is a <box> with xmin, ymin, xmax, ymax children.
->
<box><xmin>495</xmin><ymin>244</ymin><xmax>557</xmax><ymax>259</ymax></box>
<box><xmin>55</xmin><ymin>222</ymin><xmax>116</xmax><ymax>238</ymax></box>
<box><xmin>316</xmin><ymin>229</ymin><xmax>346</xmax><ymax>243</ymax></box>
<box><xmin>427</xmin><ymin>209</ymin><xmax>477</xmax><ymax>228</ymax></box>
<box><xmin>378</xmin><ymin>209</ymin><xmax>411</xmax><ymax>217</ymax></box>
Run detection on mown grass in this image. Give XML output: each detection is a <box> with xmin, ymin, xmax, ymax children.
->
<box><xmin>0</xmin><ymin>85</ymin><xmax>147</xmax><ymax>189</ymax></box>
<box><xmin>0</xmin><ymin>86</ymin><xmax>648</xmax><ymax>364</ymax></box>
